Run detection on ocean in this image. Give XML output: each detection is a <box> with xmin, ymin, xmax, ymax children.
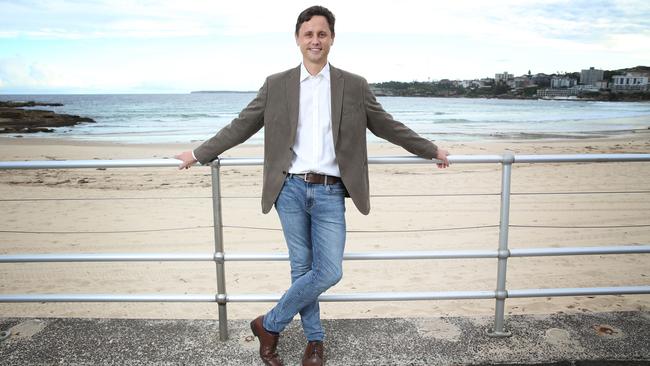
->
<box><xmin>2</xmin><ymin>93</ymin><xmax>650</xmax><ymax>144</ymax></box>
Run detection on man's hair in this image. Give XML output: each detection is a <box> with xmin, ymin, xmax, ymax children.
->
<box><xmin>295</xmin><ymin>5</ymin><xmax>335</xmax><ymax>36</ymax></box>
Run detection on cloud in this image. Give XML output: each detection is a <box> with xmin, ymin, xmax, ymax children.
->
<box><xmin>0</xmin><ymin>57</ymin><xmax>54</xmax><ymax>88</ymax></box>
<box><xmin>0</xmin><ymin>56</ymin><xmax>109</xmax><ymax>92</ymax></box>
<box><xmin>500</xmin><ymin>0</ymin><xmax>650</xmax><ymax>43</ymax></box>
<box><xmin>0</xmin><ymin>0</ymin><xmax>295</xmax><ymax>39</ymax></box>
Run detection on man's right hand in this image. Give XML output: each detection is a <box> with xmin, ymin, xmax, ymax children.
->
<box><xmin>434</xmin><ymin>148</ymin><xmax>450</xmax><ymax>169</ymax></box>
<box><xmin>175</xmin><ymin>151</ymin><xmax>198</xmax><ymax>170</ymax></box>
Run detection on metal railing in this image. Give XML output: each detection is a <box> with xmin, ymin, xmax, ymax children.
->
<box><xmin>1</xmin><ymin>153</ymin><xmax>649</xmax><ymax>340</ymax></box>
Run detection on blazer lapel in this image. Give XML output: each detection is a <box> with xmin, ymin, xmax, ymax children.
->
<box><xmin>330</xmin><ymin>65</ymin><xmax>344</xmax><ymax>146</ymax></box>
<box><xmin>286</xmin><ymin>66</ymin><xmax>301</xmax><ymax>144</ymax></box>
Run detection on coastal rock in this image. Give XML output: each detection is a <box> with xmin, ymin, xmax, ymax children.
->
<box><xmin>0</xmin><ymin>101</ymin><xmax>95</xmax><ymax>133</ymax></box>
<box><xmin>0</xmin><ymin>101</ymin><xmax>63</xmax><ymax>108</ymax></box>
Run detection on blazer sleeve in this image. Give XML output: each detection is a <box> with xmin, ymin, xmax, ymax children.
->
<box><xmin>193</xmin><ymin>80</ymin><xmax>268</xmax><ymax>164</ymax></box>
<box><xmin>363</xmin><ymin>79</ymin><xmax>439</xmax><ymax>160</ymax></box>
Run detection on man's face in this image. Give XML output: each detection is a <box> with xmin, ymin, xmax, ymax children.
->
<box><xmin>295</xmin><ymin>15</ymin><xmax>334</xmax><ymax>66</ymax></box>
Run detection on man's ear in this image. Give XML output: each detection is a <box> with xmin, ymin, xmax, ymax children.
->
<box><xmin>295</xmin><ymin>34</ymin><xmax>299</xmax><ymax>46</ymax></box>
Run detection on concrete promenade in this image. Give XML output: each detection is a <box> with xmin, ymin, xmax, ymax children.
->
<box><xmin>1</xmin><ymin>311</ymin><xmax>649</xmax><ymax>365</ymax></box>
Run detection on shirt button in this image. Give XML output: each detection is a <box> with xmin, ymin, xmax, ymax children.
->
<box><xmin>282</xmin><ymin>170</ymin><xmax>287</xmax><ymax>175</ymax></box>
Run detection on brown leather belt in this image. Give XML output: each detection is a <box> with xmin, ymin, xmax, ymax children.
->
<box><xmin>290</xmin><ymin>173</ymin><xmax>341</xmax><ymax>185</ymax></box>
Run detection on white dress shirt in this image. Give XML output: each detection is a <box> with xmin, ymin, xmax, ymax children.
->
<box><xmin>288</xmin><ymin>63</ymin><xmax>341</xmax><ymax>177</ymax></box>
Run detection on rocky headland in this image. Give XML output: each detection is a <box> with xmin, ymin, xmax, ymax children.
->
<box><xmin>0</xmin><ymin>101</ymin><xmax>95</xmax><ymax>134</ymax></box>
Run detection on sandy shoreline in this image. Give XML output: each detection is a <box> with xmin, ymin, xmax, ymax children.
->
<box><xmin>0</xmin><ymin>131</ymin><xmax>649</xmax><ymax>320</ymax></box>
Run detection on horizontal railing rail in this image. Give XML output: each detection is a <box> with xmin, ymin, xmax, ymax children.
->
<box><xmin>3</xmin><ymin>153</ymin><xmax>650</xmax><ymax>170</ymax></box>
<box><xmin>2</xmin><ymin>286</ymin><xmax>649</xmax><ymax>303</ymax></box>
<box><xmin>1</xmin><ymin>153</ymin><xmax>649</xmax><ymax>340</ymax></box>
<box><xmin>2</xmin><ymin>245</ymin><xmax>649</xmax><ymax>263</ymax></box>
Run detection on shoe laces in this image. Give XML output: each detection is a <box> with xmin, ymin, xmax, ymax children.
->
<box><xmin>310</xmin><ymin>342</ymin><xmax>322</xmax><ymax>356</ymax></box>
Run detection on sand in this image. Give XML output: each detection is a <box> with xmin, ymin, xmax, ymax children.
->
<box><xmin>0</xmin><ymin>128</ymin><xmax>649</xmax><ymax>321</ymax></box>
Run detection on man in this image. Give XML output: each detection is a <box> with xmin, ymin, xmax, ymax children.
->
<box><xmin>175</xmin><ymin>5</ymin><xmax>450</xmax><ymax>366</ymax></box>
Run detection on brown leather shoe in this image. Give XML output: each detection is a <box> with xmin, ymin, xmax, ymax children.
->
<box><xmin>250</xmin><ymin>315</ymin><xmax>283</xmax><ymax>366</ymax></box>
<box><xmin>302</xmin><ymin>340</ymin><xmax>324</xmax><ymax>366</ymax></box>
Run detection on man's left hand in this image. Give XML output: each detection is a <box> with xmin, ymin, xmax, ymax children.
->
<box><xmin>175</xmin><ymin>151</ymin><xmax>198</xmax><ymax>170</ymax></box>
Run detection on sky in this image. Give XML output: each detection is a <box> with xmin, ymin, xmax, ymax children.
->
<box><xmin>1</xmin><ymin>0</ymin><xmax>649</xmax><ymax>94</ymax></box>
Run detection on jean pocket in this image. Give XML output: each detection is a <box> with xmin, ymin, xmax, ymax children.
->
<box><xmin>326</xmin><ymin>183</ymin><xmax>347</xmax><ymax>195</ymax></box>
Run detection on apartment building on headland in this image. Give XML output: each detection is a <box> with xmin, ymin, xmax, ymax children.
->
<box><xmin>550</xmin><ymin>77</ymin><xmax>577</xmax><ymax>89</ymax></box>
<box><xmin>495</xmin><ymin>72</ymin><xmax>514</xmax><ymax>86</ymax></box>
<box><xmin>611</xmin><ymin>73</ymin><xmax>649</xmax><ymax>91</ymax></box>
<box><xmin>513</xmin><ymin>76</ymin><xmax>532</xmax><ymax>88</ymax></box>
<box><xmin>580</xmin><ymin>67</ymin><xmax>604</xmax><ymax>86</ymax></box>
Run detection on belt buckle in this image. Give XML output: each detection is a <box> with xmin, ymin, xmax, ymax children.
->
<box><xmin>290</xmin><ymin>173</ymin><xmax>308</xmax><ymax>182</ymax></box>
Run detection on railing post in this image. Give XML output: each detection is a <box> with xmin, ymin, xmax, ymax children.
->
<box><xmin>211</xmin><ymin>160</ymin><xmax>228</xmax><ymax>341</ymax></box>
<box><xmin>489</xmin><ymin>153</ymin><xmax>514</xmax><ymax>337</ymax></box>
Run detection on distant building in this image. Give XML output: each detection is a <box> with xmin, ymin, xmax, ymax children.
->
<box><xmin>495</xmin><ymin>72</ymin><xmax>514</xmax><ymax>85</ymax></box>
<box><xmin>480</xmin><ymin>78</ymin><xmax>494</xmax><ymax>87</ymax></box>
<box><xmin>611</xmin><ymin>73</ymin><xmax>649</xmax><ymax>92</ymax></box>
<box><xmin>459</xmin><ymin>80</ymin><xmax>482</xmax><ymax>88</ymax></box>
<box><xmin>550</xmin><ymin>77</ymin><xmax>577</xmax><ymax>89</ymax></box>
<box><xmin>369</xmin><ymin>85</ymin><xmax>394</xmax><ymax>96</ymax></box>
<box><xmin>531</xmin><ymin>73</ymin><xmax>551</xmax><ymax>88</ymax></box>
<box><xmin>580</xmin><ymin>67</ymin><xmax>604</xmax><ymax>86</ymax></box>
<box><xmin>537</xmin><ymin>88</ymin><xmax>578</xmax><ymax>98</ymax></box>
<box><xmin>594</xmin><ymin>81</ymin><xmax>608</xmax><ymax>90</ymax></box>
<box><xmin>513</xmin><ymin>76</ymin><xmax>531</xmax><ymax>88</ymax></box>
<box><xmin>574</xmin><ymin>84</ymin><xmax>599</xmax><ymax>92</ymax></box>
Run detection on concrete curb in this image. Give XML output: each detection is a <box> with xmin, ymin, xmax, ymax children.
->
<box><xmin>1</xmin><ymin>311</ymin><xmax>648</xmax><ymax>365</ymax></box>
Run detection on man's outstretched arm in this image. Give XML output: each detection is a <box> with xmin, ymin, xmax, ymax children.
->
<box><xmin>174</xmin><ymin>80</ymin><xmax>268</xmax><ymax>170</ymax></box>
<box><xmin>363</xmin><ymin>79</ymin><xmax>450</xmax><ymax>169</ymax></box>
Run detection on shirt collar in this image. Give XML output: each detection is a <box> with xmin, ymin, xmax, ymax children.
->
<box><xmin>300</xmin><ymin>63</ymin><xmax>330</xmax><ymax>82</ymax></box>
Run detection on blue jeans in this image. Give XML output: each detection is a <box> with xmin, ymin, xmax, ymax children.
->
<box><xmin>263</xmin><ymin>175</ymin><xmax>346</xmax><ymax>341</ymax></box>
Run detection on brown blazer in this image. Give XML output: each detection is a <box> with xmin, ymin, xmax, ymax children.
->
<box><xmin>193</xmin><ymin>65</ymin><xmax>439</xmax><ymax>215</ymax></box>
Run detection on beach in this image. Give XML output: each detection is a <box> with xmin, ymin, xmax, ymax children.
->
<box><xmin>0</xmin><ymin>129</ymin><xmax>649</xmax><ymax>321</ymax></box>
